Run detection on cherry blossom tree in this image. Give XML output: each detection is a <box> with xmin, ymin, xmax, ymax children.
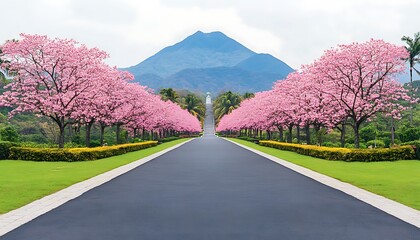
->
<box><xmin>309</xmin><ymin>39</ymin><xmax>409</xmax><ymax>148</ymax></box>
<box><xmin>0</xmin><ymin>34</ymin><xmax>202</xmax><ymax>147</ymax></box>
<box><xmin>0</xmin><ymin>34</ymin><xmax>108</xmax><ymax>148</ymax></box>
<box><xmin>217</xmin><ymin>39</ymin><xmax>411</xmax><ymax>148</ymax></box>
<box><xmin>73</xmin><ymin>66</ymin><xmax>134</xmax><ymax>146</ymax></box>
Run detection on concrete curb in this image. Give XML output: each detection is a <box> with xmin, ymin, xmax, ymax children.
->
<box><xmin>0</xmin><ymin>139</ymin><xmax>194</xmax><ymax>236</ymax></box>
<box><xmin>224</xmin><ymin>138</ymin><xmax>420</xmax><ymax>229</ymax></box>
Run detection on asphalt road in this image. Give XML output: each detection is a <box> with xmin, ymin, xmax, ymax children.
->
<box><xmin>1</xmin><ymin>105</ymin><xmax>419</xmax><ymax>239</ymax></box>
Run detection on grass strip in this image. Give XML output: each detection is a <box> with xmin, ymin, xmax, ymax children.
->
<box><xmin>0</xmin><ymin>139</ymin><xmax>189</xmax><ymax>214</ymax></box>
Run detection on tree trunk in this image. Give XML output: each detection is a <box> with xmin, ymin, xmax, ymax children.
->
<box><xmin>305</xmin><ymin>124</ymin><xmax>310</xmax><ymax>144</ymax></box>
<box><xmin>100</xmin><ymin>124</ymin><xmax>106</xmax><ymax>146</ymax></box>
<box><xmin>297</xmin><ymin>126</ymin><xmax>301</xmax><ymax>143</ymax></box>
<box><xmin>58</xmin><ymin>124</ymin><xmax>65</xmax><ymax>148</ymax></box>
<box><xmin>278</xmin><ymin>126</ymin><xmax>283</xmax><ymax>142</ymax></box>
<box><xmin>116</xmin><ymin>124</ymin><xmax>121</xmax><ymax>144</ymax></box>
<box><xmin>409</xmin><ymin>66</ymin><xmax>413</xmax><ymax>125</ymax></box>
<box><xmin>287</xmin><ymin>125</ymin><xmax>293</xmax><ymax>143</ymax></box>
<box><xmin>85</xmin><ymin>121</ymin><xmax>94</xmax><ymax>147</ymax></box>
<box><xmin>313</xmin><ymin>125</ymin><xmax>321</xmax><ymax>145</ymax></box>
<box><xmin>391</xmin><ymin>117</ymin><xmax>395</xmax><ymax>146</ymax></box>
<box><xmin>340</xmin><ymin>122</ymin><xmax>346</xmax><ymax>148</ymax></box>
<box><xmin>353</xmin><ymin>123</ymin><xmax>361</xmax><ymax>148</ymax></box>
<box><xmin>142</xmin><ymin>127</ymin><xmax>145</xmax><ymax>141</ymax></box>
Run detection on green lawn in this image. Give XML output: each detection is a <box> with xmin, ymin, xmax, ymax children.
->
<box><xmin>229</xmin><ymin>138</ymin><xmax>420</xmax><ymax>210</ymax></box>
<box><xmin>0</xmin><ymin>139</ymin><xmax>190</xmax><ymax>214</ymax></box>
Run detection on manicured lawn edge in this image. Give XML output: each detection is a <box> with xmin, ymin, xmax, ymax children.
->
<box><xmin>225</xmin><ymin>138</ymin><xmax>420</xmax><ymax>228</ymax></box>
<box><xmin>0</xmin><ymin>138</ymin><xmax>191</xmax><ymax>215</ymax></box>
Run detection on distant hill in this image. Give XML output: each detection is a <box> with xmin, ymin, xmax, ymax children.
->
<box><xmin>123</xmin><ymin>31</ymin><xmax>294</xmax><ymax>93</ymax></box>
<box><xmin>397</xmin><ymin>65</ymin><xmax>420</xmax><ymax>84</ymax></box>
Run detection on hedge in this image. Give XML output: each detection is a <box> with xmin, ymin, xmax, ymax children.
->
<box><xmin>259</xmin><ymin>141</ymin><xmax>415</xmax><ymax>162</ymax></box>
<box><xmin>0</xmin><ymin>141</ymin><xmax>20</xmax><ymax>159</ymax></box>
<box><xmin>8</xmin><ymin>141</ymin><xmax>158</xmax><ymax>162</ymax></box>
<box><xmin>402</xmin><ymin>140</ymin><xmax>420</xmax><ymax>159</ymax></box>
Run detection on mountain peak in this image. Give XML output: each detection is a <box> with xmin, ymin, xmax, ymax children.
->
<box><xmin>123</xmin><ymin>31</ymin><xmax>294</xmax><ymax>92</ymax></box>
<box><xmin>125</xmin><ymin>31</ymin><xmax>256</xmax><ymax>77</ymax></box>
<box><xmin>173</xmin><ymin>31</ymin><xmax>254</xmax><ymax>53</ymax></box>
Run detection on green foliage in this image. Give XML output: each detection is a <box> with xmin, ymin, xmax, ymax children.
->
<box><xmin>159</xmin><ymin>88</ymin><xmax>178</xmax><ymax>102</ymax></box>
<box><xmin>9</xmin><ymin>141</ymin><xmax>158</xmax><ymax>162</ymax></box>
<box><xmin>19</xmin><ymin>134</ymin><xmax>49</xmax><ymax>144</ymax></box>
<box><xmin>131</xmin><ymin>138</ymin><xmax>144</xmax><ymax>143</ymax></box>
<box><xmin>0</xmin><ymin>141</ymin><xmax>19</xmax><ymax>159</ymax></box>
<box><xmin>259</xmin><ymin>140</ymin><xmax>415</xmax><ymax>162</ymax></box>
<box><xmin>0</xmin><ymin>113</ymin><xmax>6</xmax><ymax>124</ymax></box>
<box><xmin>159</xmin><ymin>136</ymin><xmax>181</xmax><ymax>143</ymax></box>
<box><xmin>401</xmin><ymin>140</ymin><xmax>420</xmax><ymax>159</ymax></box>
<box><xmin>181</xmin><ymin>93</ymin><xmax>205</xmax><ymax>122</ymax></box>
<box><xmin>322</xmin><ymin>141</ymin><xmax>340</xmax><ymax>147</ymax></box>
<box><xmin>242</xmin><ymin>92</ymin><xmax>255</xmax><ymax>99</ymax></box>
<box><xmin>401</xmin><ymin>32</ymin><xmax>420</xmax><ymax>78</ymax></box>
<box><xmin>345</xmin><ymin>143</ymin><xmax>367</xmax><ymax>149</ymax></box>
<box><xmin>71</xmin><ymin>133</ymin><xmax>83</xmax><ymax>145</ymax></box>
<box><xmin>213</xmin><ymin>91</ymin><xmax>243</xmax><ymax>122</ymax></box>
<box><xmin>237</xmin><ymin>136</ymin><xmax>259</xmax><ymax>142</ymax></box>
<box><xmin>0</xmin><ymin>126</ymin><xmax>19</xmax><ymax>142</ymax></box>
<box><xmin>366</xmin><ymin>140</ymin><xmax>386</xmax><ymax>148</ymax></box>
<box><xmin>397</xmin><ymin>126</ymin><xmax>420</xmax><ymax>142</ymax></box>
<box><xmin>158</xmin><ymin>88</ymin><xmax>205</xmax><ymax>123</ymax></box>
<box><xmin>360</xmin><ymin>125</ymin><xmax>377</xmax><ymax>142</ymax></box>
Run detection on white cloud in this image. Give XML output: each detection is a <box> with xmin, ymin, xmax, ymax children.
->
<box><xmin>1</xmin><ymin>0</ymin><xmax>419</xmax><ymax>70</ymax></box>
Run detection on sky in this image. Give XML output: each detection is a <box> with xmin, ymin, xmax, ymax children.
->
<box><xmin>1</xmin><ymin>0</ymin><xmax>419</xmax><ymax>70</ymax></box>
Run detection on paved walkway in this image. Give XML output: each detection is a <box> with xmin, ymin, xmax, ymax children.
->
<box><xmin>1</xmin><ymin>105</ymin><xmax>419</xmax><ymax>239</ymax></box>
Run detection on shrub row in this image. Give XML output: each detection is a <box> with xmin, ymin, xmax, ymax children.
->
<box><xmin>0</xmin><ymin>141</ymin><xmax>20</xmax><ymax>159</ymax></box>
<box><xmin>8</xmin><ymin>141</ymin><xmax>158</xmax><ymax>162</ymax></box>
<box><xmin>401</xmin><ymin>140</ymin><xmax>420</xmax><ymax>159</ymax></box>
<box><xmin>259</xmin><ymin>141</ymin><xmax>415</xmax><ymax>162</ymax></box>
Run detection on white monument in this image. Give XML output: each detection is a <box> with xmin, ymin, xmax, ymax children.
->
<box><xmin>206</xmin><ymin>92</ymin><xmax>211</xmax><ymax>104</ymax></box>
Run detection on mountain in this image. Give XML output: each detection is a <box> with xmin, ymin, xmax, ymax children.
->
<box><xmin>123</xmin><ymin>31</ymin><xmax>294</xmax><ymax>93</ymax></box>
<box><xmin>161</xmin><ymin>67</ymin><xmax>280</xmax><ymax>93</ymax></box>
<box><xmin>236</xmin><ymin>53</ymin><xmax>292</xmax><ymax>76</ymax></box>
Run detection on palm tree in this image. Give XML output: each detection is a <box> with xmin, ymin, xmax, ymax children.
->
<box><xmin>242</xmin><ymin>92</ymin><xmax>255</xmax><ymax>100</ymax></box>
<box><xmin>401</xmin><ymin>32</ymin><xmax>420</xmax><ymax>125</ymax></box>
<box><xmin>213</xmin><ymin>91</ymin><xmax>242</xmax><ymax>122</ymax></box>
<box><xmin>159</xmin><ymin>88</ymin><xmax>178</xmax><ymax>103</ymax></box>
<box><xmin>182</xmin><ymin>93</ymin><xmax>205</xmax><ymax>122</ymax></box>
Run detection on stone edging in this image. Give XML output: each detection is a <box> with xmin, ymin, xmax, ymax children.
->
<box><xmin>0</xmin><ymin>139</ymin><xmax>194</xmax><ymax>236</ymax></box>
<box><xmin>224</xmin><ymin>138</ymin><xmax>420</xmax><ymax>229</ymax></box>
